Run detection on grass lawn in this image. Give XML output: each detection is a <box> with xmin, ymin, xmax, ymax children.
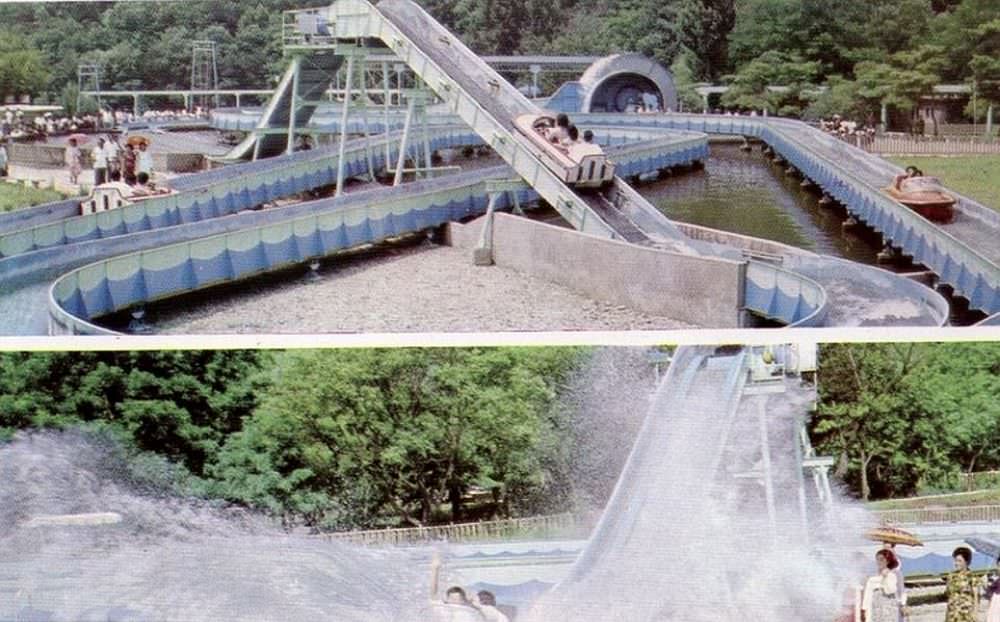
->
<box><xmin>0</xmin><ymin>181</ymin><xmax>65</xmax><ymax>213</ymax></box>
<box><xmin>886</xmin><ymin>155</ymin><xmax>1000</xmax><ymax>213</ymax></box>
<box><xmin>868</xmin><ymin>488</ymin><xmax>1000</xmax><ymax>510</ymax></box>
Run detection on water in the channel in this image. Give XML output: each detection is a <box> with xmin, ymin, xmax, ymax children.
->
<box><xmin>636</xmin><ymin>142</ymin><xmax>886</xmax><ymax>265</ymax></box>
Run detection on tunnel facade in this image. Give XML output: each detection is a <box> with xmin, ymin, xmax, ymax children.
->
<box><xmin>580</xmin><ymin>54</ymin><xmax>679</xmax><ymax>113</ymax></box>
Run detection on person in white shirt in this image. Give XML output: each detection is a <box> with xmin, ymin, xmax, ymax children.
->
<box><xmin>103</xmin><ymin>136</ymin><xmax>120</xmax><ymax>179</ymax></box>
<box><xmin>881</xmin><ymin>542</ymin><xmax>907</xmax><ymax>621</ymax></box>
<box><xmin>92</xmin><ymin>137</ymin><xmax>108</xmax><ymax>185</ymax></box>
<box><xmin>136</xmin><ymin>141</ymin><xmax>153</xmax><ymax>178</ymax></box>
<box><xmin>472</xmin><ymin>591</ymin><xmax>510</xmax><ymax>622</ymax></box>
<box><xmin>862</xmin><ymin>549</ymin><xmax>899</xmax><ymax>622</ymax></box>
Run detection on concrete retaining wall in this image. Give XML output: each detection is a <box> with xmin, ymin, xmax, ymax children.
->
<box><xmin>676</xmin><ymin>222</ymin><xmax>814</xmax><ymax>258</ymax></box>
<box><xmin>10</xmin><ymin>143</ymin><xmax>206</xmax><ymax>173</ymax></box>
<box><xmin>447</xmin><ymin>213</ymin><xmax>745</xmax><ymax>327</ymax></box>
<box><xmin>9</xmin><ymin>143</ymin><xmax>77</xmax><ymax>168</ymax></box>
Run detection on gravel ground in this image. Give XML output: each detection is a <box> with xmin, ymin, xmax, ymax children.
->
<box><xmin>155</xmin><ymin>242</ymin><xmax>698</xmax><ymax>334</ymax></box>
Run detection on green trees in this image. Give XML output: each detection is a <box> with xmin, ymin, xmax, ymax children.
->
<box><xmin>0</xmin><ymin>29</ymin><xmax>50</xmax><ymax>101</ymax></box>
<box><xmin>0</xmin><ymin>351</ymin><xmax>269</xmax><ymax>474</ymax></box>
<box><xmin>677</xmin><ymin>0</ymin><xmax>736</xmax><ymax>81</ymax></box>
<box><xmin>721</xmin><ymin>51</ymin><xmax>820</xmax><ymax>115</ymax></box>
<box><xmin>811</xmin><ymin>343</ymin><xmax>1000</xmax><ymax>501</ymax></box>
<box><xmin>208</xmin><ymin>348</ymin><xmax>583</xmax><ymax>528</ymax></box>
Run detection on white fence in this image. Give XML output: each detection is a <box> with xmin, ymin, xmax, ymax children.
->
<box><xmin>872</xmin><ymin>504</ymin><xmax>1000</xmax><ymax>525</ymax></box>
<box><xmin>318</xmin><ymin>513</ymin><xmax>581</xmax><ymax>546</ymax></box>
<box><xmin>865</xmin><ymin>136</ymin><xmax>1000</xmax><ymax>155</ymax></box>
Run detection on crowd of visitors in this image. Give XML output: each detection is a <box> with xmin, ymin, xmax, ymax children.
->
<box><xmin>64</xmin><ymin>133</ymin><xmax>157</xmax><ymax>188</ymax></box>
<box><xmin>1</xmin><ymin>107</ymin><xmax>208</xmax><ymax>142</ymax></box>
<box><xmin>820</xmin><ymin>114</ymin><xmax>878</xmax><ymax>145</ymax></box>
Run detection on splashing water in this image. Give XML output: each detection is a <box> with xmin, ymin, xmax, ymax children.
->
<box><xmin>0</xmin><ymin>430</ymin><xmax>435</xmax><ymax>622</ymax></box>
<box><xmin>527</xmin><ymin>347</ymin><xmax>873</xmax><ymax>621</ymax></box>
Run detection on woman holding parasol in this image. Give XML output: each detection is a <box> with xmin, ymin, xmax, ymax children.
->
<box><xmin>867</xmin><ymin>526</ymin><xmax>923</xmax><ymax>621</ymax></box>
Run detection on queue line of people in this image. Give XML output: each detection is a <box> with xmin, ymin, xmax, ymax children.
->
<box><xmin>65</xmin><ymin>134</ymin><xmax>154</xmax><ymax>188</ymax></box>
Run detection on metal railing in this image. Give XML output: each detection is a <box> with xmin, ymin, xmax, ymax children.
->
<box><xmin>283</xmin><ymin>8</ymin><xmax>337</xmax><ymax>49</ymax></box>
<box><xmin>318</xmin><ymin>513</ymin><xmax>580</xmax><ymax>546</ymax></box>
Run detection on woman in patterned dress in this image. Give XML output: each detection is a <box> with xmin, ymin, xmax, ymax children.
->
<box><xmin>862</xmin><ymin>549</ymin><xmax>900</xmax><ymax>622</ymax></box>
<box><xmin>945</xmin><ymin>547</ymin><xmax>978</xmax><ymax>622</ymax></box>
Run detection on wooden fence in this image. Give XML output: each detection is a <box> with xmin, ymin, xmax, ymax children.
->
<box><xmin>872</xmin><ymin>504</ymin><xmax>1000</xmax><ymax>525</ymax></box>
<box><xmin>318</xmin><ymin>512</ymin><xmax>581</xmax><ymax>546</ymax></box>
<box><xmin>864</xmin><ymin>135</ymin><xmax>1000</xmax><ymax>155</ymax></box>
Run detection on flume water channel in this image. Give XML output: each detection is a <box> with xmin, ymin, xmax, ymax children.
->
<box><xmin>637</xmin><ymin>142</ymin><xmax>885</xmax><ymax>265</ymax></box>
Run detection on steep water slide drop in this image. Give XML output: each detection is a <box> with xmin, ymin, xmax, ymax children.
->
<box><xmin>527</xmin><ymin>347</ymin><xmax>869</xmax><ymax>621</ymax></box>
<box><xmin>373</xmin><ymin>0</ymin><xmax>695</xmax><ymax>251</ymax></box>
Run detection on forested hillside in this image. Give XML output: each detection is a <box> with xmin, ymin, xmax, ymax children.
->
<box><xmin>1</xmin><ymin>345</ymin><xmax>997</xmax><ymax>529</ymax></box>
<box><xmin>1</xmin><ymin>0</ymin><xmax>996</xmax><ymax>123</ymax></box>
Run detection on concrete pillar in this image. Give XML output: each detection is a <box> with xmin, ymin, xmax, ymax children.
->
<box><xmin>335</xmin><ymin>54</ymin><xmax>355</xmax><ymax>197</ymax></box>
<box><xmin>474</xmin><ymin>193</ymin><xmax>501</xmax><ymax>266</ymax></box>
<box><xmin>286</xmin><ymin>56</ymin><xmax>302</xmax><ymax>155</ymax></box>
<box><xmin>880</xmin><ymin>103</ymin><xmax>888</xmax><ymax>131</ymax></box>
<box><xmin>235</xmin><ymin>94</ymin><xmax>241</xmax><ymax>108</ymax></box>
<box><xmin>987</xmin><ymin>103</ymin><xmax>994</xmax><ymax>136</ymax></box>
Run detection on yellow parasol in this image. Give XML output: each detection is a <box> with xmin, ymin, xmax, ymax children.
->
<box><xmin>126</xmin><ymin>134</ymin><xmax>151</xmax><ymax>147</ymax></box>
<box><xmin>866</xmin><ymin>525</ymin><xmax>923</xmax><ymax>547</ymax></box>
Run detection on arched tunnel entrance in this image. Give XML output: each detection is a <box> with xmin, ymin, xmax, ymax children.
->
<box><xmin>588</xmin><ymin>73</ymin><xmax>663</xmax><ymax>113</ymax></box>
<box><xmin>580</xmin><ymin>54</ymin><xmax>679</xmax><ymax>113</ymax></box>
